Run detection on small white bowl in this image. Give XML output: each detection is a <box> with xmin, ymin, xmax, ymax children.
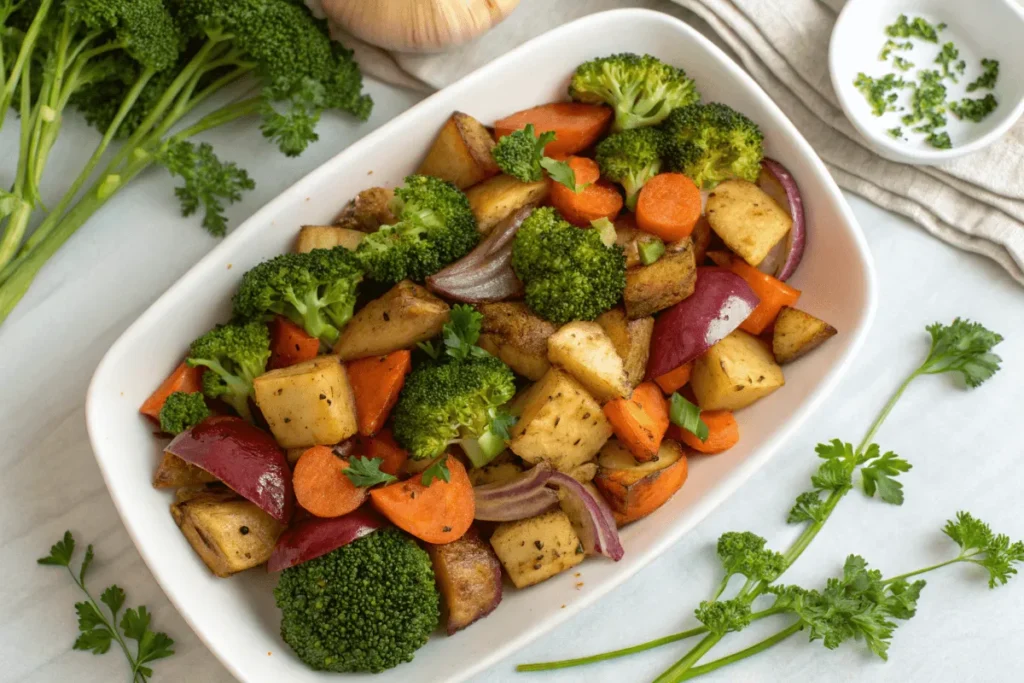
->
<box><xmin>830</xmin><ymin>0</ymin><xmax>1024</xmax><ymax>165</ymax></box>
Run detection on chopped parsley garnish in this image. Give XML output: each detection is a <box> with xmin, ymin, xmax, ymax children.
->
<box><xmin>886</xmin><ymin>127</ymin><xmax>904</xmax><ymax>139</ymax></box>
<box><xmin>892</xmin><ymin>56</ymin><xmax>914</xmax><ymax>72</ymax></box>
<box><xmin>854</xmin><ymin>73</ymin><xmax>907</xmax><ymax>116</ymax></box>
<box><xmin>926</xmin><ymin>131</ymin><xmax>952</xmax><ymax>149</ymax></box>
<box><xmin>886</xmin><ymin>14</ymin><xmax>940</xmax><ymax>42</ymax></box>
<box><xmin>966</xmin><ymin>58</ymin><xmax>999</xmax><ymax>92</ymax></box>
<box><xmin>879</xmin><ymin>39</ymin><xmax>913</xmax><ymax>61</ymax></box>
<box><xmin>950</xmin><ymin>94</ymin><xmax>999</xmax><ymax>122</ymax></box>
<box><xmin>935</xmin><ymin>42</ymin><xmax>960</xmax><ymax>81</ymax></box>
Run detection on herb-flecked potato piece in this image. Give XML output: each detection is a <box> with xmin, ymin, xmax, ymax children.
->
<box><xmin>295</xmin><ymin>225</ymin><xmax>364</xmax><ymax>253</ymax></box>
<box><xmin>152</xmin><ymin>452</ymin><xmax>217</xmax><ymax>489</ymax></box>
<box><xmin>333</xmin><ymin>281</ymin><xmax>450</xmax><ymax>361</ymax></box>
<box><xmin>468</xmin><ymin>453</ymin><xmax>525</xmax><ymax>487</ymax></box>
<box><xmin>464</xmin><ymin>174</ymin><xmax>549</xmax><ymax>235</ymax></box>
<box><xmin>772</xmin><ymin>306</ymin><xmax>838</xmax><ymax>364</ymax></box>
<box><xmin>623</xmin><ymin>238</ymin><xmax>696</xmax><ymax>319</ymax></box>
<box><xmin>595</xmin><ymin>439</ymin><xmax>688</xmax><ymax>526</ymax></box>
<box><xmin>547</xmin><ymin>321</ymin><xmax>632</xmax><ymax>402</ymax></box>
<box><xmin>171</xmin><ymin>491</ymin><xmax>285</xmax><ymax>578</ymax></box>
<box><xmin>417</xmin><ymin>112</ymin><xmax>500</xmax><ymax>189</ymax></box>
<box><xmin>333</xmin><ymin>187</ymin><xmax>395</xmax><ymax>232</ymax></box>
<box><xmin>489</xmin><ymin>509</ymin><xmax>585</xmax><ymax>588</ymax></box>
<box><xmin>427</xmin><ymin>528</ymin><xmax>503</xmax><ymax>634</ymax></box>
<box><xmin>253</xmin><ymin>356</ymin><xmax>358</xmax><ymax>449</ymax></box>
<box><xmin>691</xmin><ymin>329</ymin><xmax>785</xmax><ymax>411</ymax></box>
<box><xmin>705</xmin><ymin>179</ymin><xmax>792</xmax><ymax>267</ymax></box>
<box><xmin>596</xmin><ymin>308</ymin><xmax>654</xmax><ymax>388</ymax></box>
<box><xmin>476</xmin><ymin>301</ymin><xmax>557</xmax><ymax>381</ymax></box>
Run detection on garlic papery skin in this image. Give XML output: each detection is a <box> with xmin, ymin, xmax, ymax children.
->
<box><xmin>321</xmin><ymin>0</ymin><xmax>520</xmax><ymax>53</ymax></box>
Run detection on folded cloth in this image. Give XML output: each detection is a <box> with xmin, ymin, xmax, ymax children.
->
<box><xmin>312</xmin><ymin>0</ymin><xmax>1024</xmax><ymax>284</ymax></box>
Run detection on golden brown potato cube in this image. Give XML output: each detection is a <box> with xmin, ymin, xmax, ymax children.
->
<box><xmin>691</xmin><ymin>330</ymin><xmax>785</xmax><ymax>411</ymax></box>
<box><xmin>624</xmin><ymin>238</ymin><xmax>696</xmax><ymax>319</ymax></box>
<box><xmin>468</xmin><ymin>453</ymin><xmax>525</xmax><ymax>487</ymax></box>
<box><xmin>334</xmin><ymin>187</ymin><xmax>395</xmax><ymax>232</ymax></box>
<box><xmin>295</xmin><ymin>225</ymin><xmax>364</xmax><ymax>253</ymax></box>
<box><xmin>597</xmin><ymin>308</ymin><xmax>654</xmax><ymax>388</ymax></box>
<box><xmin>333</xmin><ymin>281</ymin><xmax>450</xmax><ymax>361</ymax></box>
<box><xmin>690</xmin><ymin>215</ymin><xmax>713</xmax><ymax>265</ymax></box>
<box><xmin>427</xmin><ymin>529</ymin><xmax>503</xmax><ymax>634</ymax></box>
<box><xmin>152</xmin><ymin>452</ymin><xmax>217</xmax><ymax>489</ymax></box>
<box><xmin>706</xmin><ymin>179</ymin><xmax>792</xmax><ymax>267</ymax></box>
<box><xmin>773</xmin><ymin>306</ymin><xmax>838</xmax><ymax>364</ymax></box>
<box><xmin>476</xmin><ymin>302</ymin><xmax>557</xmax><ymax>381</ymax></box>
<box><xmin>489</xmin><ymin>509</ymin><xmax>584</xmax><ymax>588</ymax></box>
<box><xmin>567</xmin><ymin>462</ymin><xmax>598</xmax><ymax>483</ymax></box>
<box><xmin>464</xmin><ymin>174</ymin><xmax>549</xmax><ymax>235</ymax></box>
<box><xmin>614</xmin><ymin>218</ymin><xmax>665</xmax><ymax>269</ymax></box>
<box><xmin>417</xmin><ymin>112</ymin><xmax>500</xmax><ymax>189</ymax></box>
<box><xmin>171</xmin><ymin>492</ymin><xmax>284</xmax><ymax>578</ymax></box>
<box><xmin>508</xmin><ymin>369</ymin><xmax>612</xmax><ymax>473</ymax></box>
<box><xmin>547</xmin><ymin>322</ymin><xmax>631</xmax><ymax>402</ymax></box>
<box><xmin>253</xmin><ymin>356</ymin><xmax>358</xmax><ymax>448</ymax></box>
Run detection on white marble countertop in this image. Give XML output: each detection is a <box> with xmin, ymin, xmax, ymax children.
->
<box><xmin>2</xmin><ymin>31</ymin><xmax>1024</xmax><ymax>683</ymax></box>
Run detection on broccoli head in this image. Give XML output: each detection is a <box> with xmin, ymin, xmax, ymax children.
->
<box><xmin>511</xmin><ymin>207</ymin><xmax>626</xmax><ymax>324</ymax></box>
<box><xmin>569</xmin><ymin>53</ymin><xmax>699</xmax><ymax>131</ymax></box>
<box><xmin>355</xmin><ymin>175</ymin><xmax>478</xmax><ymax>284</ymax></box>
<box><xmin>595</xmin><ymin>127</ymin><xmax>664</xmax><ymax>210</ymax></box>
<box><xmin>158</xmin><ymin>391</ymin><xmax>211</xmax><ymax>435</ymax></box>
<box><xmin>186</xmin><ymin>321</ymin><xmax>270</xmax><ymax>422</ymax></box>
<box><xmin>491</xmin><ymin>124</ymin><xmax>556</xmax><ymax>182</ymax></box>
<box><xmin>275</xmin><ymin>527</ymin><xmax>439</xmax><ymax>673</ymax></box>
<box><xmin>233</xmin><ymin>247</ymin><xmax>363</xmax><ymax>346</ymax></box>
<box><xmin>660</xmin><ymin>102</ymin><xmax>764</xmax><ymax>189</ymax></box>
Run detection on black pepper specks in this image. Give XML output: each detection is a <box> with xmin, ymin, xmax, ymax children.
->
<box><xmin>239</xmin><ymin>526</ymin><xmax>250</xmax><ymax>535</ymax></box>
<box><xmin>534</xmin><ymin>540</ymin><xmax>544</xmax><ymax>550</ymax></box>
<box><xmin>442</xmin><ymin>526</ymin><xmax>452</xmax><ymax>533</ymax></box>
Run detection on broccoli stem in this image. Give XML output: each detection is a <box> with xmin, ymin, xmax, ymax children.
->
<box><xmin>0</xmin><ymin>0</ymin><xmax>55</xmax><ymax>130</ymax></box>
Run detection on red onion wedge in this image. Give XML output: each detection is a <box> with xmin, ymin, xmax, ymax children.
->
<box><xmin>546</xmin><ymin>472</ymin><xmax>624</xmax><ymax>561</ymax></box>
<box><xmin>426</xmin><ymin>205</ymin><xmax>534</xmax><ymax>303</ymax></box>
<box><xmin>474</xmin><ymin>463</ymin><xmax>559</xmax><ymax>521</ymax></box>
<box><xmin>268</xmin><ymin>508</ymin><xmax>384</xmax><ymax>572</ymax></box>
<box><xmin>756</xmin><ymin>158</ymin><xmax>805</xmax><ymax>282</ymax></box>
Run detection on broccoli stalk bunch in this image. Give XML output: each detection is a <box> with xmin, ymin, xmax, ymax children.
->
<box><xmin>660</xmin><ymin>102</ymin><xmax>765</xmax><ymax>189</ymax></box>
<box><xmin>511</xmin><ymin>207</ymin><xmax>626</xmax><ymax>324</ymax></box>
<box><xmin>392</xmin><ymin>306</ymin><xmax>517</xmax><ymax>467</ymax></box>
<box><xmin>158</xmin><ymin>391</ymin><xmax>211</xmax><ymax>435</ymax></box>
<box><xmin>275</xmin><ymin>527</ymin><xmax>439</xmax><ymax>673</ymax></box>
<box><xmin>233</xmin><ymin>247</ymin><xmax>363</xmax><ymax>346</ymax></box>
<box><xmin>569</xmin><ymin>53</ymin><xmax>699</xmax><ymax>131</ymax></box>
<box><xmin>595</xmin><ymin>128</ymin><xmax>665</xmax><ymax>210</ymax></box>
<box><xmin>186</xmin><ymin>321</ymin><xmax>270</xmax><ymax>423</ymax></box>
<box><xmin>356</xmin><ymin>175</ymin><xmax>479</xmax><ymax>284</ymax></box>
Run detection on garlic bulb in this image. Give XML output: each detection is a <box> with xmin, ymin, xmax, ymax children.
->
<box><xmin>321</xmin><ymin>0</ymin><xmax>520</xmax><ymax>53</ymax></box>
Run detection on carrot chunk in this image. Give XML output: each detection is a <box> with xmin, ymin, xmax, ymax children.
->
<box><xmin>140</xmin><ymin>361</ymin><xmax>204</xmax><ymax>421</ymax></box>
<box><xmin>654</xmin><ymin>362</ymin><xmax>693</xmax><ymax>395</ymax></box>
<box><xmin>268</xmin><ymin>316</ymin><xmax>320</xmax><ymax>370</ymax></box>
<box><xmin>669</xmin><ymin>410</ymin><xmax>740</xmax><ymax>454</ymax></box>
<box><xmin>494</xmin><ymin>103</ymin><xmax>612</xmax><ymax>156</ymax></box>
<box><xmin>369</xmin><ymin>455</ymin><xmax>474</xmax><ymax>544</ymax></box>
<box><xmin>292</xmin><ymin>445</ymin><xmax>367</xmax><ymax>518</ymax></box>
<box><xmin>347</xmin><ymin>350</ymin><xmax>412</xmax><ymax>437</ymax></box>
<box><xmin>550</xmin><ymin>156</ymin><xmax>623</xmax><ymax>227</ymax></box>
<box><xmin>635</xmin><ymin>173</ymin><xmax>701</xmax><ymax>241</ymax></box>
<box><xmin>358</xmin><ymin>428</ymin><xmax>409</xmax><ymax>477</ymax></box>
<box><xmin>719</xmin><ymin>256</ymin><xmax>801</xmax><ymax>335</ymax></box>
<box><xmin>602</xmin><ymin>382</ymin><xmax>670</xmax><ymax>462</ymax></box>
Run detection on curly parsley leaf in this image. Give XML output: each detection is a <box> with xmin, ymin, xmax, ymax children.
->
<box><xmin>920</xmin><ymin>319</ymin><xmax>1003</xmax><ymax>388</ymax></box>
<box><xmin>343</xmin><ymin>456</ymin><xmax>397</xmax><ymax>488</ymax></box>
<box><xmin>695</xmin><ymin>599</ymin><xmax>752</xmax><ymax>636</ymax></box>
<box><xmin>860</xmin><ymin>447</ymin><xmax>912</xmax><ymax>505</ymax></box>
<box><xmin>443</xmin><ymin>304</ymin><xmax>488</xmax><ymax>361</ymax></box>
<box><xmin>261</xmin><ymin>78</ymin><xmax>326</xmax><ymax>157</ymax></box>
<box><xmin>717</xmin><ymin>531</ymin><xmax>785</xmax><ymax>584</ymax></box>
<box><xmin>788</xmin><ymin>490</ymin><xmax>828</xmax><ymax>524</ymax></box>
<box><xmin>422</xmin><ymin>458</ymin><xmax>451</xmax><ymax>486</ymax></box>
<box><xmin>943</xmin><ymin>511</ymin><xmax>1024</xmax><ymax>588</ymax></box>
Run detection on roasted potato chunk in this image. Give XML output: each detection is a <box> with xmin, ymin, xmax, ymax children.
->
<box><xmin>464</xmin><ymin>174</ymin><xmax>549</xmax><ymax>235</ymax></box>
<box><xmin>468</xmin><ymin>453</ymin><xmax>525</xmax><ymax>487</ymax></box>
<box><xmin>567</xmin><ymin>462</ymin><xmax>598</xmax><ymax>483</ymax></box>
<box><xmin>171</xmin><ymin>491</ymin><xmax>285</xmax><ymax>577</ymax></box>
<box><xmin>295</xmin><ymin>225</ymin><xmax>364</xmax><ymax>253</ymax></box>
<box><xmin>477</xmin><ymin>302</ymin><xmax>557</xmax><ymax>381</ymax></box>
<box><xmin>595</xmin><ymin>439</ymin><xmax>689</xmax><ymax>525</ymax></box>
<box><xmin>427</xmin><ymin>529</ymin><xmax>503</xmax><ymax>634</ymax></box>
<box><xmin>706</xmin><ymin>179</ymin><xmax>792</xmax><ymax>267</ymax></box>
<box><xmin>773</xmin><ymin>306</ymin><xmax>838</xmax><ymax>364</ymax></box>
<box><xmin>508</xmin><ymin>369</ymin><xmax>611</xmax><ymax>473</ymax></box>
<box><xmin>596</xmin><ymin>308</ymin><xmax>654</xmax><ymax>388</ymax></box>
<box><xmin>334</xmin><ymin>187</ymin><xmax>395</xmax><ymax>232</ymax></box>
<box><xmin>333</xmin><ymin>281</ymin><xmax>450</xmax><ymax>360</ymax></box>
<box><xmin>489</xmin><ymin>509</ymin><xmax>585</xmax><ymax>588</ymax></box>
<box><xmin>417</xmin><ymin>112</ymin><xmax>500</xmax><ymax>189</ymax></box>
<box><xmin>547</xmin><ymin>321</ymin><xmax>631</xmax><ymax>402</ymax></box>
<box><xmin>253</xmin><ymin>356</ymin><xmax>358</xmax><ymax>448</ymax></box>
<box><xmin>691</xmin><ymin>329</ymin><xmax>785</xmax><ymax>411</ymax></box>
<box><xmin>152</xmin><ymin>452</ymin><xmax>217</xmax><ymax>489</ymax></box>
<box><xmin>614</xmin><ymin>215</ymin><xmax>663</xmax><ymax>269</ymax></box>
<box><xmin>691</xmin><ymin>215</ymin><xmax>712</xmax><ymax>265</ymax></box>
<box><xmin>624</xmin><ymin>238</ymin><xmax>697</xmax><ymax>319</ymax></box>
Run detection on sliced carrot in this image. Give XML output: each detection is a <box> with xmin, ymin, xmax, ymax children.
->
<box><xmin>602</xmin><ymin>382</ymin><xmax>670</xmax><ymax>462</ymax></box>
<box><xmin>358</xmin><ymin>428</ymin><xmax>409</xmax><ymax>477</ymax></box>
<box><xmin>370</xmin><ymin>455</ymin><xmax>474</xmax><ymax>544</ymax></box>
<box><xmin>140</xmin><ymin>361</ymin><xmax>204</xmax><ymax>421</ymax></box>
<box><xmin>654</xmin><ymin>362</ymin><xmax>693</xmax><ymax>395</ymax></box>
<box><xmin>721</xmin><ymin>256</ymin><xmax>801</xmax><ymax>335</ymax></box>
<box><xmin>347</xmin><ymin>350</ymin><xmax>412</xmax><ymax>437</ymax></box>
<box><xmin>268</xmin><ymin>316</ymin><xmax>320</xmax><ymax>370</ymax></box>
<box><xmin>669</xmin><ymin>410</ymin><xmax>740</xmax><ymax>454</ymax></box>
<box><xmin>550</xmin><ymin>156</ymin><xmax>623</xmax><ymax>227</ymax></box>
<box><xmin>292</xmin><ymin>446</ymin><xmax>367</xmax><ymax>518</ymax></box>
<box><xmin>635</xmin><ymin>173</ymin><xmax>702</xmax><ymax>241</ymax></box>
<box><xmin>494</xmin><ymin>102</ymin><xmax>612</xmax><ymax>156</ymax></box>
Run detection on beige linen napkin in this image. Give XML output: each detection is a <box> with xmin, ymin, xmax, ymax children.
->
<box><xmin>311</xmin><ymin>0</ymin><xmax>1024</xmax><ymax>284</ymax></box>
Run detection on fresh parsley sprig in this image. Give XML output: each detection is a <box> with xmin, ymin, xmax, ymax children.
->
<box><xmin>39</xmin><ymin>532</ymin><xmax>174</xmax><ymax>682</ymax></box>
<box><xmin>343</xmin><ymin>456</ymin><xmax>397</xmax><ymax>488</ymax></box>
<box><xmin>491</xmin><ymin>124</ymin><xmax>587</xmax><ymax>193</ymax></box>
<box><xmin>421</xmin><ymin>457</ymin><xmax>452</xmax><ymax>486</ymax></box>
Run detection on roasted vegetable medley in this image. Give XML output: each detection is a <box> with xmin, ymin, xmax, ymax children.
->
<box><xmin>140</xmin><ymin>52</ymin><xmax>838</xmax><ymax>674</ymax></box>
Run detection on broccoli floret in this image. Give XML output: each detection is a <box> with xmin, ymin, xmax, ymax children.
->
<box><xmin>233</xmin><ymin>247</ymin><xmax>363</xmax><ymax>345</ymax></box>
<box><xmin>569</xmin><ymin>53</ymin><xmax>699</xmax><ymax>131</ymax></box>
<box><xmin>511</xmin><ymin>207</ymin><xmax>626</xmax><ymax>324</ymax></box>
<box><xmin>492</xmin><ymin>124</ymin><xmax>556</xmax><ymax>182</ymax></box>
<box><xmin>186</xmin><ymin>321</ymin><xmax>270</xmax><ymax>422</ymax></box>
<box><xmin>355</xmin><ymin>175</ymin><xmax>479</xmax><ymax>283</ymax></box>
<box><xmin>275</xmin><ymin>527</ymin><xmax>439</xmax><ymax>673</ymax></box>
<box><xmin>660</xmin><ymin>103</ymin><xmax>764</xmax><ymax>189</ymax></box>
<box><xmin>158</xmin><ymin>391</ymin><xmax>211</xmax><ymax>435</ymax></box>
<box><xmin>595</xmin><ymin>128</ymin><xmax>664</xmax><ymax>210</ymax></box>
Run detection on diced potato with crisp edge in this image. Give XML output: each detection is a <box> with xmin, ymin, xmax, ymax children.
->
<box><xmin>597</xmin><ymin>308</ymin><xmax>654</xmax><ymax>388</ymax></box>
<box><xmin>295</xmin><ymin>225</ymin><xmax>364</xmax><ymax>253</ymax></box>
<box><xmin>567</xmin><ymin>462</ymin><xmax>598</xmax><ymax>483</ymax></box>
<box><xmin>468</xmin><ymin>454</ymin><xmax>524</xmax><ymax>487</ymax></box>
<box><xmin>465</xmin><ymin>174</ymin><xmax>549</xmax><ymax>235</ymax></box>
<box><xmin>624</xmin><ymin>238</ymin><xmax>697</xmax><ymax>319</ymax></box>
<box><xmin>427</xmin><ymin>529</ymin><xmax>503</xmax><ymax>634</ymax></box>
<box><xmin>333</xmin><ymin>187</ymin><xmax>395</xmax><ymax>232</ymax></box>
<box><xmin>253</xmin><ymin>356</ymin><xmax>358</xmax><ymax>449</ymax></box>
<box><xmin>508</xmin><ymin>369</ymin><xmax>611</xmax><ymax>474</ymax></box>
<box><xmin>477</xmin><ymin>301</ymin><xmax>557</xmax><ymax>381</ymax></box>
<box><xmin>772</xmin><ymin>306</ymin><xmax>837</xmax><ymax>364</ymax></box>
<box><xmin>595</xmin><ymin>439</ymin><xmax>688</xmax><ymax>525</ymax></box>
<box><xmin>547</xmin><ymin>321</ymin><xmax>632</xmax><ymax>403</ymax></box>
<box><xmin>691</xmin><ymin>329</ymin><xmax>785</xmax><ymax>411</ymax></box>
<box><xmin>152</xmin><ymin>452</ymin><xmax>217</xmax><ymax>489</ymax></box>
<box><xmin>489</xmin><ymin>509</ymin><xmax>585</xmax><ymax>588</ymax></box>
<box><xmin>417</xmin><ymin>112</ymin><xmax>500</xmax><ymax>189</ymax></box>
<box><xmin>333</xmin><ymin>281</ymin><xmax>450</xmax><ymax>361</ymax></box>
<box><xmin>706</xmin><ymin>179</ymin><xmax>792</xmax><ymax>267</ymax></box>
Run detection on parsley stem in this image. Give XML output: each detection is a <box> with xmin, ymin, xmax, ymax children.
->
<box><xmin>64</xmin><ymin>566</ymin><xmax>143</xmax><ymax>683</ymax></box>
<box><xmin>675</xmin><ymin>621</ymin><xmax>804</xmax><ymax>681</ymax></box>
<box><xmin>781</xmin><ymin>489</ymin><xmax>845</xmax><ymax>567</ymax></box>
<box><xmin>882</xmin><ymin>554</ymin><xmax>976</xmax><ymax>585</ymax></box>
<box><xmin>856</xmin><ymin>370</ymin><xmax>919</xmax><ymax>455</ymax></box>
<box><xmin>652</xmin><ymin>633</ymin><xmax>722</xmax><ymax>683</ymax></box>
